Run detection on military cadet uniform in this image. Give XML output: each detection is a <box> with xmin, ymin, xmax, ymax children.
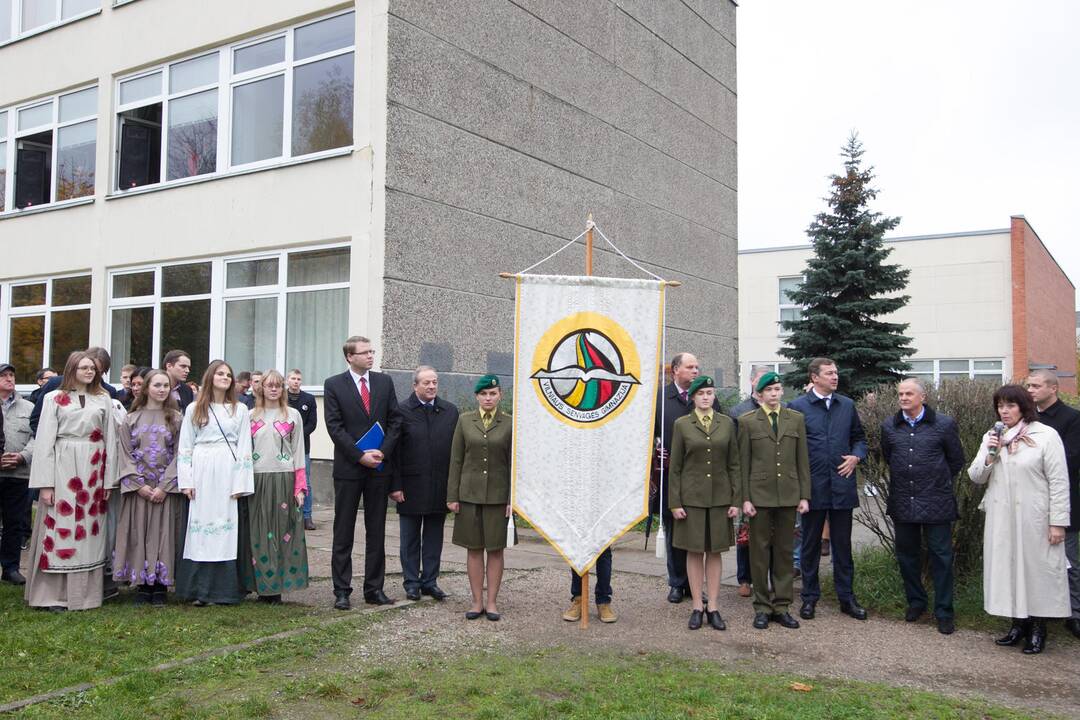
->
<box><xmin>738</xmin><ymin>377</ymin><xmax>811</xmax><ymax>623</ymax></box>
<box><xmin>448</xmin><ymin>376</ymin><xmax>512</xmax><ymax>551</ymax></box>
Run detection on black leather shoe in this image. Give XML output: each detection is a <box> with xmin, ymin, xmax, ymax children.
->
<box><xmin>937</xmin><ymin>617</ymin><xmax>955</xmax><ymax>635</ymax></box>
<box><xmin>2</xmin><ymin>570</ymin><xmax>26</xmax><ymax>585</ymax></box>
<box><xmin>333</xmin><ymin>592</ymin><xmax>351</xmax><ymax>611</ymax></box>
<box><xmin>1023</xmin><ymin>620</ymin><xmax>1047</xmax><ymax>654</ymax></box>
<box><xmin>667</xmin><ymin>587</ymin><xmax>685</xmax><ymax>604</ymax></box>
<box><xmin>905</xmin><ymin>606</ymin><xmax>925</xmax><ymax>622</ymax></box>
<box><xmin>1064</xmin><ymin>618</ymin><xmax>1080</xmax><ymax>639</ymax></box>
<box><xmin>688</xmin><ymin>609</ymin><xmax>703</xmax><ymax>630</ymax></box>
<box><xmin>770</xmin><ymin>612</ymin><xmax>800</xmax><ymax>629</ymax></box>
<box><xmin>839</xmin><ymin>600</ymin><xmax>868</xmax><ymax>620</ymax></box>
<box><xmin>365</xmin><ymin>590</ymin><xmax>395</xmax><ymax>606</ymax></box>
<box><xmin>752</xmin><ymin>612</ymin><xmax>770</xmax><ymax>629</ymax></box>
<box><xmin>422</xmin><ymin>585</ymin><xmax>447</xmax><ymax>601</ymax></box>
<box><xmin>465</xmin><ymin>610</ymin><xmax>483</xmax><ymax>620</ymax></box>
<box><xmin>706</xmin><ymin>610</ymin><xmax>726</xmax><ymax>631</ymax></box>
<box><xmin>405</xmin><ymin>589</ymin><xmax>421</xmax><ymax>601</ymax></box>
<box><xmin>995</xmin><ymin>619</ymin><xmax>1027</xmax><ymax>646</ymax></box>
<box><xmin>799</xmin><ymin>601</ymin><xmax>816</xmax><ymax>620</ymax></box>
<box><xmin>485</xmin><ymin>611</ymin><xmax>501</xmax><ymax>622</ymax></box>
<box><xmin>258</xmin><ymin>594</ymin><xmax>283</xmax><ymax>605</ymax></box>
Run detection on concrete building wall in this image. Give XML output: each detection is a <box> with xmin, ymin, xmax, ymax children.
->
<box><xmin>381</xmin><ymin>0</ymin><xmax>740</xmax><ymax>400</ymax></box>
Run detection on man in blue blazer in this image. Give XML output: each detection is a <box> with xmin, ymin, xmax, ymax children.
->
<box><xmin>788</xmin><ymin>357</ymin><xmax>868</xmax><ymax>621</ymax></box>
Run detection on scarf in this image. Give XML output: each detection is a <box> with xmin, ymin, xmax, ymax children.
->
<box><xmin>998</xmin><ymin>420</ymin><xmax>1037</xmax><ymax>459</ymax></box>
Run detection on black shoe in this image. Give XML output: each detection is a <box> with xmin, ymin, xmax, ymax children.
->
<box><xmin>465</xmin><ymin>610</ymin><xmax>483</xmax><ymax>620</ymax></box>
<box><xmin>133</xmin><ymin>591</ymin><xmax>151</xmax><ymax>607</ymax></box>
<box><xmin>706</xmin><ymin>610</ymin><xmax>726</xmax><ymax>631</ymax></box>
<box><xmin>770</xmin><ymin>612</ymin><xmax>800</xmax><ymax>629</ymax></box>
<box><xmin>839</xmin><ymin>600</ymin><xmax>868</xmax><ymax>620</ymax></box>
<box><xmin>799</xmin><ymin>601</ymin><xmax>816</xmax><ymax>620</ymax></box>
<box><xmin>995</xmin><ymin>619</ymin><xmax>1027</xmax><ymax>646</ymax></box>
<box><xmin>905</xmin><ymin>606</ymin><xmax>925</xmax><ymax>622</ymax></box>
<box><xmin>667</xmin><ymin>587</ymin><xmax>685</xmax><ymax>604</ymax></box>
<box><xmin>303</xmin><ymin>518</ymin><xmax>316</xmax><ymax>531</ymax></box>
<box><xmin>364</xmin><ymin>590</ymin><xmax>395</xmax><ymax>606</ymax></box>
<box><xmin>405</xmin><ymin>589</ymin><xmax>421</xmax><ymax>601</ymax></box>
<box><xmin>1064</xmin><ymin>618</ymin><xmax>1080</xmax><ymax>639</ymax></box>
<box><xmin>485</xmin><ymin>611</ymin><xmax>501</xmax><ymax>622</ymax></box>
<box><xmin>333</xmin><ymin>592</ymin><xmax>351</xmax><ymax>611</ymax></box>
<box><xmin>258</xmin><ymin>594</ymin><xmax>283</xmax><ymax>604</ymax></box>
<box><xmin>151</xmin><ymin>592</ymin><xmax>167</xmax><ymax>608</ymax></box>
<box><xmin>421</xmin><ymin>585</ymin><xmax>447</xmax><ymax>601</ymax></box>
<box><xmin>688</xmin><ymin>609</ymin><xmax>703</xmax><ymax>630</ymax></box>
<box><xmin>1</xmin><ymin>570</ymin><xmax>26</xmax><ymax>585</ymax></box>
<box><xmin>752</xmin><ymin>612</ymin><xmax>770</xmax><ymax>629</ymax></box>
<box><xmin>1023</xmin><ymin>620</ymin><xmax>1047</xmax><ymax>654</ymax></box>
<box><xmin>937</xmin><ymin>617</ymin><xmax>955</xmax><ymax>635</ymax></box>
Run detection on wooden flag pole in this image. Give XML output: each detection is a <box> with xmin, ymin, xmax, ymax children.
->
<box><xmin>579</xmin><ymin>214</ymin><xmax>595</xmax><ymax>630</ymax></box>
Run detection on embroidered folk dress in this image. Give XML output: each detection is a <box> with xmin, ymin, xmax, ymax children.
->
<box><xmin>25</xmin><ymin>390</ymin><xmax>119</xmax><ymax>610</ymax></box>
<box><xmin>175</xmin><ymin>402</ymin><xmax>254</xmax><ymax>604</ymax></box>
<box><xmin>248</xmin><ymin>406</ymin><xmax>309</xmax><ymax>596</ymax></box>
<box><xmin>113</xmin><ymin>408</ymin><xmax>181</xmax><ymax>587</ymax></box>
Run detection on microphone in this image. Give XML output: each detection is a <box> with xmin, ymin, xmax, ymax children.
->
<box><xmin>988</xmin><ymin>421</ymin><xmax>1006</xmax><ymax>458</ymax></box>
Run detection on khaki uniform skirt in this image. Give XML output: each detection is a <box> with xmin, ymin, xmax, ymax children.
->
<box><xmin>452</xmin><ymin>502</ymin><xmax>509</xmax><ymax>551</ymax></box>
<box><xmin>673</xmin><ymin>506</ymin><xmax>734</xmax><ymax>554</ymax></box>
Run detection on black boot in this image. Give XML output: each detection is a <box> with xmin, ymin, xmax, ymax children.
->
<box><xmin>133</xmin><ymin>584</ymin><xmax>152</xmax><ymax>607</ymax></box>
<box><xmin>1023</xmin><ymin>619</ymin><xmax>1047</xmax><ymax>655</ymax></box>
<box><xmin>995</xmin><ymin>618</ymin><xmax>1027</xmax><ymax>646</ymax></box>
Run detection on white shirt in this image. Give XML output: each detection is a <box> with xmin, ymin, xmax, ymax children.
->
<box><xmin>812</xmin><ymin>388</ymin><xmax>833</xmax><ymax>410</ymax></box>
<box><xmin>348</xmin><ymin>368</ymin><xmax>371</xmax><ymax>391</ymax></box>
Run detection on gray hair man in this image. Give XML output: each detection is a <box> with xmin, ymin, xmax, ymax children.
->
<box><xmin>0</xmin><ymin>363</ymin><xmax>34</xmax><ymax>585</ymax></box>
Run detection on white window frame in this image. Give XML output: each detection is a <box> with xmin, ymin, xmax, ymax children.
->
<box><xmin>0</xmin><ymin>83</ymin><xmax>98</xmax><ymax>214</ymax></box>
<box><xmin>777</xmin><ymin>275</ymin><xmax>804</xmax><ymax>337</ymax></box>
<box><xmin>904</xmin><ymin>359</ymin><xmax>1004</xmax><ymax>385</ymax></box>
<box><xmin>111</xmin><ymin>7</ymin><xmax>355</xmax><ymax>193</ymax></box>
<box><xmin>0</xmin><ymin>272</ymin><xmax>92</xmax><ymax>391</ymax></box>
<box><xmin>0</xmin><ymin>0</ymin><xmax>101</xmax><ymax>48</ymax></box>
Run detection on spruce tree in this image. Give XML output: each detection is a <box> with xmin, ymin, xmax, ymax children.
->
<box><xmin>779</xmin><ymin>133</ymin><xmax>913</xmax><ymax>397</ymax></box>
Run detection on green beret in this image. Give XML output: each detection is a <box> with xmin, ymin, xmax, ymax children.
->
<box><xmin>688</xmin><ymin>375</ymin><xmax>714</xmax><ymax>397</ymax></box>
<box><xmin>755</xmin><ymin>371</ymin><xmax>781</xmax><ymax>393</ymax></box>
<box><xmin>474</xmin><ymin>374</ymin><xmax>500</xmax><ymax>393</ymax></box>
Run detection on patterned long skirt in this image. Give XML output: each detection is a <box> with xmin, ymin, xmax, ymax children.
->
<box><xmin>249</xmin><ymin>472</ymin><xmax>309</xmax><ymax>596</ymax></box>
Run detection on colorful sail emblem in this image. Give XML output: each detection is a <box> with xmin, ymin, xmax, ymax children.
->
<box><xmin>530</xmin><ymin>311</ymin><xmax>641</xmax><ymax>427</ymax></box>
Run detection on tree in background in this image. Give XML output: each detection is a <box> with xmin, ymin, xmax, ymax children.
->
<box><xmin>780</xmin><ymin>133</ymin><xmax>913</xmax><ymax>397</ymax></box>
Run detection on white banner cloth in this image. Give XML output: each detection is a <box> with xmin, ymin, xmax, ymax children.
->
<box><xmin>511</xmin><ymin>274</ymin><xmax>664</xmax><ymax>574</ymax></box>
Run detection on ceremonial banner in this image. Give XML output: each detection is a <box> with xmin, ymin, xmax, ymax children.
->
<box><xmin>512</xmin><ymin>274</ymin><xmax>664</xmax><ymax>574</ymax></box>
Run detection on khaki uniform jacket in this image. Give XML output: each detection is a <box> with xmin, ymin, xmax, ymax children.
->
<box><xmin>738</xmin><ymin>406</ymin><xmax>811</xmax><ymax>507</ymax></box>
<box><xmin>1</xmin><ymin>395</ymin><xmax>34</xmax><ymax>479</ymax></box>
<box><xmin>668</xmin><ymin>412</ymin><xmax>740</xmax><ymax>509</ymax></box>
<box><xmin>447</xmin><ymin>410</ymin><xmax>512</xmax><ymax>505</ymax></box>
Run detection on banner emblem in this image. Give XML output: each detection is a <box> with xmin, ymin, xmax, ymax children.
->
<box><xmin>530</xmin><ymin>311</ymin><xmax>640</xmax><ymax>428</ymax></box>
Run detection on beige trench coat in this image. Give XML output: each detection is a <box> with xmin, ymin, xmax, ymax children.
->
<box><xmin>967</xmin><ymin>421</ymin><xmax>1070</xmax><ymax>618</ymax></box>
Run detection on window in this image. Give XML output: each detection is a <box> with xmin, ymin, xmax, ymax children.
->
<box><xmin>902</xmin><ymin>359</ymin><xmax>1004</xmax><ymax>385</ymax></box>
<box><xmin>113</xmin><ymin>9</ymin><xmax>354</xmax><ymax>191</ymax></box>
<box><xmin>778</xmin><ymin>275</ymin><xmax>804</xmax><ymax>335</ymax></box>
<box><xmin>1</xmin><ymin>0</ymin><xmax>99</xmax><ymax>45</ymax></box>
<box><xmin>107</xmin><ymin>244</ymin><xmax>349</xmax><ymax>390</ymax></box>
<box><xmin>0</xmin><ymin>86</ymin><xmax>96</xmax><ymax>211</ymax></box>
<box><xmin>2</xmin><ymin>274</ymin><xmax>91</xmax><ymax>385</ymax></box>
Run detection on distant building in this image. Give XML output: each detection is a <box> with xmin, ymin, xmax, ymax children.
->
<box><xmin>738</xmin><ymin>216</ymin><xmax>1077</xmax><ymax>394</ymax></box>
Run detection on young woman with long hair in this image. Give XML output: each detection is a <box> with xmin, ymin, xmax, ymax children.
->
<box><xmin>25</xmin><ymin>351</ymin><xmax>119</xmax><ymax>611</ymax></box>
<box><xmin>174</xmin><ymin>360</ymin><xmax>254</xmax><ymax>606</ymax></box>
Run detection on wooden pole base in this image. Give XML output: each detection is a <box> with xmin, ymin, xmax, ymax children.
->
<box><xmin>580</xmin><ymin>570</ymin><xmax>589</xmax><ymax>629</ymax></box>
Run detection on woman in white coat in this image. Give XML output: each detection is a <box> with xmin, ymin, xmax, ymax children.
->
<box><xmin>968</xmin><ymin>384</ymin><xmax>1070</xmax><ymax>654</ymax></box>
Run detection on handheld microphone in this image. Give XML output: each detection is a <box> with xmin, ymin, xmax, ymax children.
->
<box><xmin>988</xmin><ymin>421</ymin><xmax>1006</xmax><ymax>458</ymax></box>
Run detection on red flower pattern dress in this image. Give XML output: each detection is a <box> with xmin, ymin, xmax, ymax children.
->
<box><xmin>25</xmin><ymin>389</ymin><xmax>118</xmax><ymax>610</ymax></box>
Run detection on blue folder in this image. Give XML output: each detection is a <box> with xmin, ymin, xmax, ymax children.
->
<box><xmin>355</xmin><ymin>421</ymin><xmax>385</xmax><ymax>471</ymax></box>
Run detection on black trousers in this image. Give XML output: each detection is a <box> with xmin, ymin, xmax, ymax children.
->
<box><xmin>332</xmin><ymin>476</ymin><xmax>389</xmax><ymax>596</ymax></box>
<box><xmin>0</xmin><ymin>477</ymin><xmax>30</xmax><ymax>574</ymax></box>
<box><xmin>800</xmin><ymin>508</ymin><xmax>855</xmax><ymax>603</ymax></box>
<box><xmin>894</xmin><ymin>521</ymin><xmax>954</xmax><ymax>620</ymax></box>
<box><xmin>399</xmin><ymin>512</ymin><xmax>445</xmax><ymax>592</ymax></box>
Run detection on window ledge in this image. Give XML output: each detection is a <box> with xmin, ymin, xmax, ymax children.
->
<box><xmin>105</xmin><ymin>147</ymin><xmax>354</xmax><ymax>202</ymax></box>
<box><xmin>0</xmin><ymin>9</ymin><xmax>102</xmax><ymax>50</ymax></box>
<box><xmin>0</xmin><ymin>196</ymin><xmax>95</xmax><ymax>221</ymax></box>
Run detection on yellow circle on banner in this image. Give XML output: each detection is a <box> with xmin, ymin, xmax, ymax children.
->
<box><xmin>529</xmin><ymin>311</ymin><xmax>642</xmax><ymax>429</ymax></box>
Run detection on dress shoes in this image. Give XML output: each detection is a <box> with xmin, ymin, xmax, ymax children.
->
<box><xmin>422</xmin><ymin>585</ymin><xmax>447</xmax><ymax>601</ymax></box>
<box><xmin>799</xmin><ymin>600</ymin><xmax>816</xmax><ymax>620</ymax></box>
<box><xmin>151</xmin><ymin>592</ymin><xmax>167</xmax><ymax>608</ymax></box>
<box><xmin>995</xmin><ymin>619</ymin><xmax>1027</xmax><ymax>646</ymax></box>
<box><xmin>937</xmin><ymin>617</ymin><xmax>955</xmax><ymax>635</ymax></box>
<box><xmin>667</xmin><ymin>587</ymin><xmax>685</xmax><ymax>604</ymax></box>
<box><xmin>303</xmin><ymin>518</ymin><xmax>316</xmax><ymax>531</ymax></box>
<box><xmin>770</xmin><ymin>612</ymin><xmax>800</xmax><ymax>629</ymax></box>
<box><xmin>839</xmin><ymin>599</ymin><xmax>868</xmax><ymax>620</ymax></box>
<box><xmin>1022</xmin><ymin>620</ymin><xmax>1047</xmax><ymax>654</ymax></box>
<box><xmin>563</xmin><ymin>596</ymin><xmax>583</xmax><ymax>621</ymax></box>
<box><xmin>738</xmin><ymin>582</ymin><xmax>751</xmax><ymax>598</ymax></box>
<box><xmin>464</xmin><ymin>610</ymin><xmax>484</xmax><ymax>620</ymax></box>
<box><xmin>688</xmin><ymin>609</ymin><xmax>703</xmax><ymax>630</ymax></box>
<box><xmin>706</xmin><ymin>610</ymin><xmax>726</xmax><ymax>631</ymax></box>
<box><xmin>364</xmin><ymin>590</ymin><xmax>395</xmax><ymax>606</ymax></box>
<box><xmin>485</xmin><ymin>611</ymin><xmax>501</xmax><ymax>622</ymax></box>
<box><xmin>752</xmin><ymin>612</ymin><xmax>770</xmax><ymax>629</ymax></box>
<box><xmin>2</xmin><ymin>569</ymin><xmax>26</xmax><ymax>585</ymax></box>
<box><xmin>405</xmin><ymin>589</ymin><xmax>421</xmax><ymax>601</ymax></box>
<box><xmin>1064</xmin><ymin>618</ymin><xmax>1080</xmax><ymax>639</ymax></box>
<box><xmin>597</xmin><ymin>603</ymin><xmax>617</xmax><ymax>623</ymax></box>
<box><xmin>333</xmin><ymin>592</ymin><xmax>351</xmax><ymax>611</ymax></box>
<box><xmin>905</xmin><ymin>606</ymin><xmax>925</xmax><ymax>622</ymax></box>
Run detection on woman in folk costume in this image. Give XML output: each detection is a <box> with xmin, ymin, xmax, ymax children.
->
<box><xmin>447</xmin><ymin>375</ymin><xmax>512</xmax><ymax>621</ymax></box>
<box><xmin>175</xmin><ymin>360</ymin><xmax>255</xmax><ymax>606</ymax></box>
<box><xmin>25</xmin><ymin>351</ymin><xmax>119</xmax><ymax>611</ymax></box>
<box><xmin>968</xmin><ymin>384</ymin><xmax>1070</xmax><ymax>655</ymax></box>
<box><xmin>669</xmin><ymin>376</ymin><xmax>740</xmax><ymax>631</ymax></box>
<box><xmin>113</xmin><ymin>369</ymin><xmax>182</xmax><ymax>606</ymax></box>
<box><xmin>248</xmin><ymin>370</ymin><xmax>309</xmax><ymax>603</ymax></box>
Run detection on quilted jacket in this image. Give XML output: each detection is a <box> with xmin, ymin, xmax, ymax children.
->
<box><xmin>880</xmin><ymin>405</ymin><xmax>965</xmax><ymax>523</ymax></box>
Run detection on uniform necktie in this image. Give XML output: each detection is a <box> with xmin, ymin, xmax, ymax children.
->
<box><xmin>768</xmin><ymin>410</ymin><xmax>778</xmax><ymax>434</ymax></box>
<box><xmin>701</xmin><ymin>414</ymin><xmax>711</xmax><ymax>432</ymax></box>
<box><xmin>679</xmin><ymin>390</ymin><xmax>688</xmax><ymax>405</ymax></box>
<box><xmin>359</xmin><ymin>377</ymin><xmax>371</xmax><ymax>413</ymax></box>
<box><xmin>482</xmin><ymin>411</ymin><xmax>493</xmax><ymax>429</ymax></box>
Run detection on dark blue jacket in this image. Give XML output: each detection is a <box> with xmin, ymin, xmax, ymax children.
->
<box><xmin>787</xmin><ymin>391</ymin><xmax>867</xmax><ymax>510</ymax></box>
<box><xmin>880</xmin><ymin>405</ymin><xmax>964</xmax><ymax>524</ymax></box>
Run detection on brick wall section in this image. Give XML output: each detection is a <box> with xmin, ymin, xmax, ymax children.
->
<box><xmin>1011</xmin><ymin>216</ymin><xmax>1077</xmax><ymax>393</ymax></box>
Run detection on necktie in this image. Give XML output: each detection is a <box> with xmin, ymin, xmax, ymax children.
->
<box><xmin>359</xmin><ymin>377</ymin><xmax>371</xmax><ymax>414</ymax></box>
<box><xmin>769</xmin><ymin>411</ymin><xmax>778</xmax><ymax>434</ymax></box>
<box><xmin>701</xmin><ymin>414</ymin><xmax>711</xmax><ymax>432</ymax></box>
<box><xmin>679</xmin><ymin>390</ymin><xmax>688</xmax><ymax>405</ymax></box>
<box><xmin>482</xmin><ymin>411</ymin><xmax>493</xmax><ymax>429</ymax></box>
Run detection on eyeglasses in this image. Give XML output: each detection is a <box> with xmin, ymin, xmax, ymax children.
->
<box><xmin>349</xmin><ymin>350</ymin><xmax>375</xmax><ymax>356</ymax></box>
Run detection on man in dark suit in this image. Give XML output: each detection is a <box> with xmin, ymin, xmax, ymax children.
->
<box><xmin>162</xmin><ymin>349</ymin><xmax>195</xmax><ymax>413</ymax></box>
<box><xmin>324</xmin><ymin>335</ymin><xmax>401</xmax><ymax>610</ymax></box>
<box><xmin>389</xmin><ymin>366</ymin><xmax>458</xmax><ymax>601</ymax></box>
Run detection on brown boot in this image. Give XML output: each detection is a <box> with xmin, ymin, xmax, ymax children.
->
<box><xmin>562</xmin><ymin>596</ymin><xmax>582</xmax><ymax>622</ymax></box>
<box><xmin>597</xmin><ymin>603</ymin><xmax>617</xmax><ymax>623</ymax></box>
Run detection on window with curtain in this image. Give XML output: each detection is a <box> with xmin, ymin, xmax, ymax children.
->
<box><xmin>2</xmin><ymin>274</ymin><xmax>91</xmax><ymax>385</ymax></box>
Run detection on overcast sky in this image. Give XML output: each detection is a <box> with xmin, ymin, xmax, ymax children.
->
<box><xmin>736</xmin><ymin>0</ymin><xmax>1080</xmax><ymax>309</ymax></box>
